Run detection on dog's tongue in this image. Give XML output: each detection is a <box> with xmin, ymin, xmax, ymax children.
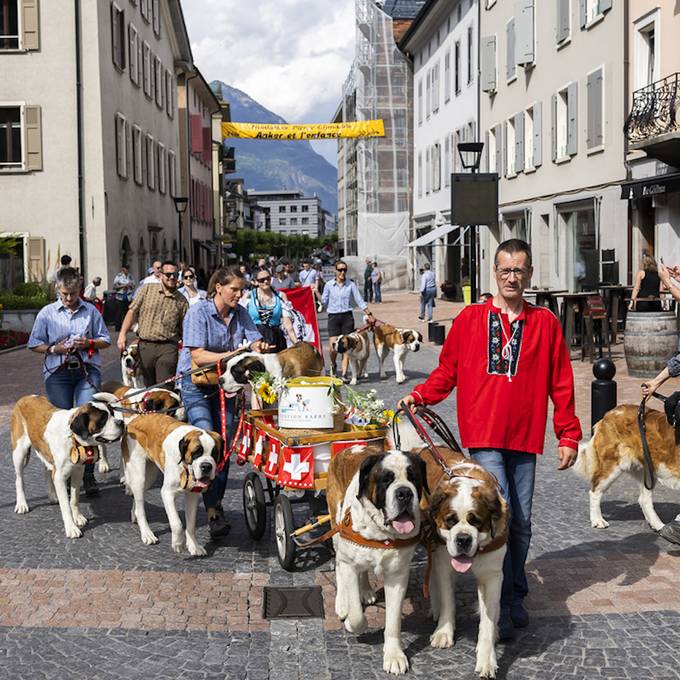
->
<box><xmin>451</xmin><ymin>556</ymin><xmax>473</xmax><ymax>573</ymax></box>
<box><xmin>392</xmin><ymin>513</ymin><xmax>415</xmax><ymax>535</ymax></box>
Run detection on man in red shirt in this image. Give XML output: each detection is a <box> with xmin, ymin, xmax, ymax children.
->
<box><xmin>400</xmin><ymin>239</ymin><xmax>581</xmax><ymax>640</ymax></box>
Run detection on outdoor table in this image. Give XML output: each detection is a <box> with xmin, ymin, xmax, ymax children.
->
<box><xmin>598</xmin><ymin>285</ymin><xmax>631</xmax><ymax>344</ymax></box>
<box><xmin>524</xmin><ymin>289</ymin><xmax>568</xmax><ymax>316</ymax></box>
<box><xmin>552</xmin><ymin>291</ymin><xmax>598</xmax><ymax>354</ymax></box>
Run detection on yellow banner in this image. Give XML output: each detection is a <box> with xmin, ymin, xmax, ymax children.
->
<box><xmin>221</xmin><ymin>120</ymin><xmax>385</xmax><ymax>140</ymax></box>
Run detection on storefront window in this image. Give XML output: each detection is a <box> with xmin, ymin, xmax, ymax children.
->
<box><xmin>562</xmin><ymin>206</ymin><xmax>597</xmax><ymax>291</ymax></box>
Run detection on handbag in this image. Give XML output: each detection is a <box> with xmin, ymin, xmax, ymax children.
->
<box><xmin>191</xmin><ymin>358</ymin><xmax>220</xmax><ymax>386</ymax></box>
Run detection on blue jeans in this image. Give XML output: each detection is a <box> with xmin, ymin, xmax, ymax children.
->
<box><xmin>181</xmin><ymin>377</ymin><xmax>235</xmax><ymax>512</ymax></box>
<box><xmin>45</xmin><ymin>366</ymin><xmax>102</xmax><ymax>474</ymax></box>
<box><xmin>420</xmin><ymin>291</ymin><xmax>436</xmax><ymax>321</ymax></box>
<box><xmin>470</xmin><ymin>448</ymin><xmax>536</xmax><ymax>609</ymax></box>
<box><xmin>373</xmin><ymin>281</ymin><xmax>382</xmax><ymax>303</ymax></box>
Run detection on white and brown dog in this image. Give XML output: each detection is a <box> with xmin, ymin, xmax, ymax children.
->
<box><xmin>122</xmin><ymin>413</ymin><xmax>223</xmax><ymax>556</ymax></box>
<box><xmin>11</xmin><ymin>393</ymin><xmax>125</xmax><ymax>539</ymax></box>
<box><xmin>575</xmin><ymin>404</ymin><xmax>680</xmax><ymax>532</ymax></box>
<box><xmin>327</xmin><ymin>446</ymin><xmax>428</xmax><ymax>675</ymax></box>
<box><xmin>332</xmin><ymin>332</ymin><xmax>370</xmax><ymax>385</ymax></box>
<box><xmin>121</xmin><ymin>343</ymin><xmax>143</xmax><ymax>388</ymax></box>
<box><xmin>218</xmin><ymin>341</ymin><xmax>324</xmax><ymax>394</ymax></box>
<box><xmin>423</xmin><ymin>449</ymin><xmax>508</xmax><ymax>679</ymax></box>
<box><xmin>370</xmin><ymin>322</ymin><xmax>422</xmax><ymax>385</ymax></box>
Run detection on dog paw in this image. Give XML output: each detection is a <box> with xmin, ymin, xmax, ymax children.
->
<box><xmin>171</xmin><ymin>532</ymin><xmax>186</xmax><ymax>553</ymax></box>
<box><xmin>396</xmin><ymin>377</ymin><xmax>406</xmax><ymax>385</ymax></box>
<box><xmin>14</xmin><ymin>501</ymin><xmax>29</xmax><ymax>514</ymax></box>
<box><xmin>64</xmin><ymin>525</ymin><xmax>83</xmax><ymax>539</ymax></box>
<box><xmin>188</xmin><ymin>543</ymin><xmax>207</xmax><ymax>557</ymax></box>
<box><xmin>335</xmin><ymin>598</ymin><xmax>348</xmax><ymax>621</ymax></box>
<box><xmin>350</xmin><ymin>378</ymin><xmax>358</xmax><ymax>386</ymax></box>
<box><xmin>591</xmin><ymin>518</ymin><xmax>609</xmax><ymax>529</ymax></box>
<box><xmin>360</xmin><ymin>587</ymin><xmax>377</xmax><ymax>606</ymax></box>
<box><xmin>98</xmin><ymin>459</ymin><xmax>110</xmax><ymax>474</ymax></box>
<box><xmin>48</xmin><ymin>493</ymin><xmax>58</xmax><ymax>505</ymax></box>
<box><xmin>140</xmin><ymin>528</ymin><xmax>159</xmax><ymax>545</ymax></box>
<box><xmin>430</xmin><ymin>626</ymin><xmax>455</xmax><ymax>648</ymax></box>
<box><xmin>119</xmin><ymin>476</ymin><xmax>126</xmax><ymax>486</ymax></box>
<box><xmin>344</xmin><ymin>614</ymin><xmax>368</xmax><ymax>635</ymax></box>
<box><xmin>475</xmin><ymin>658</ymin><xmax>497</xmax><ymax>678</ymax></box>
<box><xmin>72</xmin><ymin>512</ymin><xmax>88</xmax><ymax>527</ymax></box>
<box><xmin>383</xmin><ymin>648</ymin><xmax>409</xmax><ymax>675</ymax></box>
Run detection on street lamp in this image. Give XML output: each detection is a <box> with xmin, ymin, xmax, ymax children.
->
<box><xmin>457</xmin><ymin>142</ymin><xmax>484</xmax><ymax>302</ymax></box>
<box><xmin>172</xmin><ymin>196</ymin><xmax>188</xmax><ymax>262</ymax></box>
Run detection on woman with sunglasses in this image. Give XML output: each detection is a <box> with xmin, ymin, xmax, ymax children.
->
<box><xmin>241</xmin><ymin>268</ymin><xmax>299</xmax><ymax>352</ymax></box>
<box><xmin>178</xmin><ymin>269</ymin><xmax>207</xmax><ymax>307</ymax></box>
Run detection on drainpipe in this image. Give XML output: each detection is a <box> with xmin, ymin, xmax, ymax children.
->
<box><xmin>623</xmin><ymin>0</ymin><xmax>633</xmax><ymax>284</ymax></box>
<box><xmin>184</xmin><ymin>69</ymin><xmax>199</xmax><ymax>265</ymax></box>
<box><xmin>208</xmin><ymin>97</ymin><xmax>222</xmax><ymax>268</ymax></box>
<box><xmin>74</xmin><ymin>0</ymin><xmax>85</xmax><ymax>279</ymax></box>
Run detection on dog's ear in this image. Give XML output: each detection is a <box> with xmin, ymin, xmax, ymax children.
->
<box><xmin>209</xmin><ymin>432</ymin><xmax>224</xmax><ymax>463</ymax></box>
<box><xmin>416</xmin><ymin>455</ymin><xmax>429</xmax><ymax>496</ymax></box>
<box><xmin>70</xmin><ymin>410</ymin><xmax>91</xmax><ymax>440</ymax></box>
<box><xmin>179</xmin><ymin>435</ymin><xmax>191</xmax><ymax>464</ymax></box>
<box><xmin>427</xmin><ymin>488</ymin><xmax>449</xmax><ymax>520</ymax></box>
<box><xmin>405</xmin><ymin>452</ymin><xmax>429</xmax><ymax>497</ymax></box>
<box><xmin>357</xmin><ymin>453</ymin><xmax>384</xmax><ymax>500</ymax></box>
<box><xmin>479</xmin><ymin>486</ymin><xmax>507</xmax><ymax>539</ymax></box>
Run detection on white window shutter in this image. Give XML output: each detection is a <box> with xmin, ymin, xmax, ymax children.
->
<box><xmin>533</xmin><ymin>101</ymin><xmax>543</xmax><ymax>167</ymax></box>
<box><xmin>556</xmin><ymin>0</ymin><xmax>570</xmax><ymax>43</ymax></box>
<box><xmin>587</xmin><ymin>68</ymin><xmax>603</xmax><ymax>149</ymax></box>
<box><xmin>579</xmin><ymin>0</ymin><xmax>587</xmax><ymax>27</ymax></box>
<box><xmin>481</xmin><ymin>36</ymin><xmax>497</xmax><ymax>92</ymax></box>
<box><xmin>501</xmin><ymin>122</ymin><xmax>507</xmax><ymax>177</ymax></box>
<box><xmin>22</xmin><ymin>0</ymin><xmax>40</xmax><ymax>50</ymax></box>
<box><xmin>24</xmin><ymin>105</ymin><xmax>43</xmax><ymax>171</ymax></box>
<box><xmin>551</xmin><ymin>94</ymin><xmax>557</xmax><ymax>162</ymax></box>
<box><xmin>598</xmin><ymin>0</ymin><xmax>612</xmax><ymax>13</ymax></box>
<box><xmin>495</xmin><ymin>124</ymin><xmax>502</xmax><ymax>174</ymax></box>
<box><xmin>515</xmin><ymin>0</ymin><xmax>535</xmax><ymax>66</ymax></box>
<box><xmin>567</xmin><ymin>82</ymin><xmax>578</xmax><ymax>156</ymax></box>
<box><xmin>515</xmin><ymin>112</ymin><xmax>525</xmax><ymax>173</ymax></box>
<box><xmin>506</xmin><ymin>20</ymin><xmax>516</xmax><ymax>80</ymax></box>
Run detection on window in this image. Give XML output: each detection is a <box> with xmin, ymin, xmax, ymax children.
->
<box><xmin>505</xmin><ymin>118</ymin><xmax>516</xmax><ymax>176</ymax></box>
<box><xmin>524</xmin><ymin>106</ymin><xmax>534</xmax><ymax>170</ymax></box>
<box><xmin>279</xmin><ymin>218</ymin><xmax>286</xmax><ymax>226</ymax></box>
<box><xmin>111</xmin><ymin>3</ymin><xmax>126</xmax><ymax>71</ymax></box>
<box><xmin>154</xmin><ymin>56</ymin><xmax>163</xmax><ymax>108</ymax></box>
<box><xmin>581</xmin><ymin>0</ymin><xmax>612</xmax><ymax>28</ymax></box>
<box><xmin>556</xmin><ymin>0</ymin><xmax>571</xmax><ymax>44</ymax></box>
<box><xmin>132</xmin><ymin>124</ymin><xmax>142</xmax><ymax>184</ymax></box>
<box><xmin>145</xmin><ymin>133</ymin><xmax>155</xmax><ymax>189</ymax></box>
<box><xmin>0</xmin><ymin>106</ymin><xmax>21</xmax><ymax>168</ymax></box>
<box><xmin>165</xmin><ymin>70</ymin><xmax>174</xmax><ymax>118</ymax></box>
<box><xmin>128</xmin><ymin>24</ymin><xmax>139</xmax><ymax>86</ymax></box>
<box><xmin>418</xmin><ymin>79</ymin><xmax>423</xmax><ymax>125</ymax></box>
<box><xmin>444</xmin><ymin>137</ymin><xmax>450</xmax><ymax>188</ymax></box>
<box><xmin>444</xmin><ymin>50</ymin><xmax>451</xmax><ymax>102</ymax></box>
<box><xmin>152</xmin><ymin>0</ymin><xmax>160</xmax><ymax>36</ymax></box>
<box><xmin>279</xmin><ymin>205</ymin><xmax>286</xmax><ymax>212</ymax></box>
<box><xmin>115</xmin><ymin>113</ymin><xmax>128</xmax><ymax>179</ymax></box>
<box><xmin>586</xmin><ymin>67</ymin><xmax>604</xmax><ymax>150</ymax></box>
<box><xmin>425</xmin><ymin>70</ymin><xmax>431</xmax><ymax>118</ymax></box>
<box><xmin>635</xmin><ymin>13</ymin><xmax>660</xmax><ymax>89</ymax></box>
<box><xmin>432</xmin><ymin>61</ymin><xmax>440</xmax><ymax>114</ymax></box>
<box><xmin>481</xmin><ymin>36</ymin><xmax>496</xmax><ymax>92</ymax></box>
<box><xmin>552</xmin><ymin>83</ymin><xmax>577</xmax><ymax>160</ymax></box>
<box><xmin>302</xmin><ymin>217</ymin><xmax>309</xmax><ymax>225</ymax></box>
<box><xmin>168</xmin><ymin>149</ymin><xmax>176</xmax><ymax>196</ymax></box>
<box><xmin>0</xmin><ymin>0</ymin><xmax>19</xmax><ymax>49</ymax></box>
<box><xmin>142</xmin><ymin>42</ymin><xmax>151</xmax><ymax>98</ymax></box>
<box><xmin>506</xmin><ymin>18</ymin><xmax>516</xmax><ymax>81</ymax></box>
<box><xmin>290</xmin><ymin>205</ymin><xmax>297</xmax><ymax>212</ymax></box>
<box><xmin>467</xmin><ymin>26</ymin><xmax>473</xmax><ymax>85</ymax></box>
<box><xmin>454</xmin><ymin>41</ymin><xmax>461</xmax><ymax>94</ymax></box>
<box><xmin>301</xmin><ymin>204</ymin><xmax>309</xmax><ymax>212</ymax></box>
<box><xmin>417</xmin><ymin>151</ymin><xmax>423</xmax><ymax>198</ymax></box>
<box><xmin>290</xmin><ymin>218</ymin><xmax>298</xmax><ymax>226</ymax></box>
<box><xmin>157</xmin><ymin>142</ymin><xmax>166</xmax><ymax>194</ymax></box>
<box><xmin>140</xmin><ymin>0</ymin><xmax>150</xmax><ymax>23</ymax></box>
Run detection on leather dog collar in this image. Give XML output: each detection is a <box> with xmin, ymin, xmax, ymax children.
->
<box><xmin>338</xmin><ymin>510</ymin><xmax>421</xmax><ymax>550</ymax></box>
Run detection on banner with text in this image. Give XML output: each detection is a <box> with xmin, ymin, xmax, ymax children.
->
<box><xmin>221</xmin><ymin>120</ymin><xmax>385</xmax><ymax>141</ymax></box>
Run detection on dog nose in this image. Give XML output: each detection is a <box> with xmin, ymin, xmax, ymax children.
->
<box><xmin>455</xmin><ymin>533</ymin><xmax>473</xmax><ymax>552</ymax></box>
<box><xmin>395</xmin><ymin>486</ymin><xmax>413</xmax><ymax>505</ymax></box>
<box><xmin>200</xmin><ymin>462</ymin><xmax>212</xmax><ymax>474</ymax></box>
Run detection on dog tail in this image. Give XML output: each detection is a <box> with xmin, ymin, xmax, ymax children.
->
<box><xmin>573</xmin><ymin>428</ymin><xmax>599</xmax><ymax>481</ymax></box>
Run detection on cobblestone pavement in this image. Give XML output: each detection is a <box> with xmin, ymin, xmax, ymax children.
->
<box><xmin>1</xmin><ymin>294</ymin><xmax>679</xmax><ymax>679</ymax></box>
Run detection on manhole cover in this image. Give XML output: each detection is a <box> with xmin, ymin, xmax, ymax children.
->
<box><xmin>262</xmin><ymin>586</ymin><xmax>325</xmax><ymax>619</ymax></box>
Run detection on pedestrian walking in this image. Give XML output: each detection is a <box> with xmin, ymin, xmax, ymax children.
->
<box><xmin>271</xmin><ymin>263</ymin><xmax>294</xmax><ymax>291</ymax></box>
<box><xmin>321</xmin><ymin>260</ymin><xmax>372</xmax><ymax>380</ymax></box>
<box><xmin>140</xmin><ymin>261</ymin><xmax>162</xmax><ymax>286</ymax></box>
<box><xmin>117</xmin><ymin>261</ymin><xmax>188</xmax><ymax>387</ymax></box>
<box><xmin>419</xmin><ymin>263</ymin><xmax>436</xmax><ymax>322</ymax></box>
<box><xmin>363</xmin><ymin>257</ymin><xmax>373</xmax><ymax>303</ymax></box>
<box><xmin>83</xmin><ymin>276</ymin><xmax>102</xmax><ymax>302</ymax></box>
<box><xmin>27</xmin><ymin>266</ymin><xmax>111</xmax><ymax>496</ymax></box>
<box><xmin>399</xmin><ymin>239</ymin><xmax>582</xmax><ymax>641</ymax></box>
<box><xmin>49</xmin><ymin>254</ymin><xmax>73</xmax><ymax>284</ymax></box>
<box><xmin>178</xmin><ymin>269</ymin><xmax>207</xmax><ymax>307</ymax></box>
<box><xmin>371</xmin><ymin>261</ymin><xmax>383</xmax><ymax>303</ymax></box>
<box><xmin>179</xmin><ymin>267</ymin><xmax>269</xmax><ymax>538</ymax></box>
<box><xmin>112</xmin><ymin>266</ymin><xmax>135</xmax><ymax>331</ymax></box>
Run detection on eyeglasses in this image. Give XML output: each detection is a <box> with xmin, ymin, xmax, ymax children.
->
<box><xmin>161</xmin><ymin>271</ymin><xmax>179</xmax><ymax>279</ymax></box>
<box><xmin>336</xmin><ymin>268</ymin><xmax>348</xmax><ymax>273</ymax></box>
<box><xmin>256</xmin><ymin>277</ymin><xmax>271</xmax><ymax>283</ymax></box>
<box><xmin>496</xmin><ymin>267</ymin><xmax>529</xmax><ymax>280</ymax></box>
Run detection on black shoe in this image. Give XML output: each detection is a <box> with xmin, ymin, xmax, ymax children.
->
<box><xmin>498</xmin><ymin>607</ymin><xmax>515</xmax><ymax>642</ymax></box>
<box><xmin>83</xmin><ymin>473</ymin><xmax>99</xmax><ymax>497</ymax></box>
<box><xmin>418</xmin><ymin>316</ymin><xmax>424</xmax><ymax>320</ymax></box>
<box><xmin>511</xmin><ymin>602</ymin><xmax>529</xmax><ymax>628</ymax></box>
<box><xmin>659</xmin><ymin>520</ymin><xmax>680</xmax><ymax>545</ymax></box>
<box><xmin>209</xmin><ymin>509</ymin><xmax>231</xmax><ymax>539</ymax></box>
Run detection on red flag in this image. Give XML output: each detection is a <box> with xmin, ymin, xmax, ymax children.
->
<box><xmin>252</xmin><ymin>429</ymin><xmax>266</xmax><ymax>469</ymax></box>
<box><xmin>277</xmin><ymin>446</ymin><xmax>315</xmax><ymax>489</ymax></box>
<box><xmin>280</xmin><ymin>286</ymin><xmax>323</xmax><ymax>362</ymax></box>
<box><xmin>236</xmin><ymin>422</ymin><xmax>253</xmax><ymax>465</ymax></box>
<box><xmin>264</xmin><ymin>436</ymin><xmax>282</xmax><ymax>480</ymax></box>
<box><xmin>332</xmin><ymin>440</ymin><xmax>368</xmax><ymax>458</ymax></box>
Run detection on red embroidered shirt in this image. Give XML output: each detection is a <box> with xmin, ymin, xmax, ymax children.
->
<box><xmin>410</xmin><ymin>298</ymin><xmax>582</xmax><ymax>455</ymax></box>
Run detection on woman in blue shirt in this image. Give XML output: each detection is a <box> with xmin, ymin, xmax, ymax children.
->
<box><xmin>179</xmin><ymin>267</ymin><xmax>269</xmax><ymax>538</ymax></box>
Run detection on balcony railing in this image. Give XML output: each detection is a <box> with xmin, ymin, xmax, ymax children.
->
<box><xmin>625</xmin><ymin>73</ymin><xmax>679</xmax><ymax>144</ymax></box>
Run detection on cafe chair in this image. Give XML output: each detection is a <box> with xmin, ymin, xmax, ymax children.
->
<box><xmin>582</xmin><ymin>294</ymin><xmax>611</xmax><ymax>361</ymax></box>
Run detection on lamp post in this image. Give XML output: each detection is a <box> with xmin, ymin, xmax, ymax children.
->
<box><xmin>457</xmin><ymin>142</ymin><xmax>484</xmax><ymax>302</ymax></box>
<box><xmin>172</xmin><ymin>196</ymin><xmax>188</xmax><ymax>263</ymax></box>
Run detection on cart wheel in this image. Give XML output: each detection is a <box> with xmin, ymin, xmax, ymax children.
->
<box><xmin>243</xmin><ymin>472</ymin><xmax>267</xmax><ymax>540</ymax></box>
<box><xmin>274</xmin><ymin>494</ymin><xmax>297</xmax><ymax>571</ymax></box>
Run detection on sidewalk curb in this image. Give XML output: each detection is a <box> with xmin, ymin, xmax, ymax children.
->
<box><xmin>0</xmin><ymin>343</ymin><xmax>27</xmax><ymax>356</ymax></box>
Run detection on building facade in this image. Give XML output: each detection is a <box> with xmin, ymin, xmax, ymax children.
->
<box><xmin>622</xmin><ymin>1</ymin><xmax>680</xmax><ymax>276</ymax></box>
<box><xmin>248</xmin><ymin>190</ymin><xmax>324</xmax><ymax>238</ymax></box>
<box><xmin>400</xmin><ymin>0</ymin><xmax>478</xmax><ymax>292</ymax></box>
<box><xmin>479</xmin><ymin>0</ymin><xmax>627</xmax><ymax>292</ymax></box>
<box><xmin>0</xmin><ymin>0</ymin><xmax>193</xmax><ymax>287</ymax></box>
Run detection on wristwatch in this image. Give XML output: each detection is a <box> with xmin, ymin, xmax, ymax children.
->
<box><xmin>48</xmin><ymin>345</ymin><xmax>55</xmax><ymax>355</ymax></box>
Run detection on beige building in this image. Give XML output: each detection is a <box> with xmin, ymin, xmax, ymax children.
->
<box><xmin>622</xmin><ymin>1</ymin><xmax>680</xmax><ymax>276</ymax></box>
<box><xmin>0</xmin><ymin>0</ymin><xmax>193</xmax><ymax>287</ymax></box>
<box><xmin>479</xmin><ymin>0</ymin><xmax>627</xmax><ymax>292</ymax></box>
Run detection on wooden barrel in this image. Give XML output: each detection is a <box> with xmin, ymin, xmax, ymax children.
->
<box><xmin>624</xmin><ymin>311</ymin><xmax>678</xmax><ymax>378</ymax></box>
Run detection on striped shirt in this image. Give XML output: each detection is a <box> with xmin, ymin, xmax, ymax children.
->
<box><xmin>321</xmin><ymin>279</ymin><xmax>367</xmax><ymax>314</ymax></box>
<box><xmin>420</xmin><ymin>270</ymin><xmax>436</xmax><ymax>293</ymax></box>
<box><xmin>28</xmin><ymin>299</ymin><xmax>111</xmax><ymax>377</ymax></box>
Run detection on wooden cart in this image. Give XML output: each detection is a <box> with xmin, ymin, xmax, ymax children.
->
<box><xmin>238</xmin><ymin>409</ymin><xmax>387</xmax><ymax>571</ymax></box>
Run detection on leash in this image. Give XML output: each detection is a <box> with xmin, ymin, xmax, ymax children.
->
<box><xmin>638</xmin><ymin>396</ymin><xmax>658</xmax><ymax>491</ymax></box>
<box><xmin>354</xmin><ymin>314</ymin><xmax>386</xmax><ymax>335</ymax></box>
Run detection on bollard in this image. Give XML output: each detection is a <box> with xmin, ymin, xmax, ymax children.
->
<box><xmin>428</xmin><ymin>321</ymin><xmax>440</xmax><ymax>343</ymax></box>
<box><xmin>432</xmin><ymin>324</ymin><xmax>446</xmax><ymax>346</ymax></box>
<box><xmin>591</xmin><ymin>358</ymin><xmax>617</xmax><ymax>433</ymax></box>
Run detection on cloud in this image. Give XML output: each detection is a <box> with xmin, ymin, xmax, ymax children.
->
<box><xmin>184</xmin><ymin>0</ymin><xmax>355</xmax><ymax>123</ymax></box>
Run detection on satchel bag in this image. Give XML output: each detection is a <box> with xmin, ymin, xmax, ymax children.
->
<box><xmin>191</xmin><ymin>358</ymin><xmax>221</xmax><ymax>386</ymax></box>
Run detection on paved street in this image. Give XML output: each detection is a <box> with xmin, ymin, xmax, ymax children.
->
<box><xmin>1</xmin><ymin>294</ymin><xmax>680</xmax><ymax>679</ymax></box>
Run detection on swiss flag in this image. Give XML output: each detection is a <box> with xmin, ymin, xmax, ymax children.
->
<box><xmin>264</xmin><ymin>436</ymin><xmax>281</xmax><ymax>480</ymax></box>
<box><xmin>252</xmin><ymin>429</ymin><xmax>266</xmax><ymax>469</ymax></box>
<box><xmin>277</xmin><ymin>446</ymin><xmax>315</xmax><ymax>489</ymax></box>
<box><xmin>236</xmin><ymin>422</ymin><xmax>253</xmax><ymax>465</ymax></box>
<box><xmin>332</xmin><ymin>440</ymin><xmax>369</xmax><ymax>459</ymax></box>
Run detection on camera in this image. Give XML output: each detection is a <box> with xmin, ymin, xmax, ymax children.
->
<box><xmin>65</xmin><ymin>350</ymin><xmax>81</xmax><ymax>371</ymax></box>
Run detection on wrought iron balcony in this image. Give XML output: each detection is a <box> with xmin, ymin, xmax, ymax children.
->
<box><xmin>625</xmin><ymin>73</ymin><xmax>680</xmax><ymax>165</ymax></box>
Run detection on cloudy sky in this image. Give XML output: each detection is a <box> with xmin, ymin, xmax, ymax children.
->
<box><xmin>183</xmin><ymin>0</ymin><xmax>356</xmax><ymax>166</ymax></box>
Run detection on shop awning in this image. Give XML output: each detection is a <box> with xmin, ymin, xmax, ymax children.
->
<box><xmin>620</xmin><ymin>172</ymin><xmax>680</xmax><ymax>200</ymax></box>
<box><xmin>406</xmin><ymin>223</ymin><xmax>457</xmax><ymax>248</ymax></box>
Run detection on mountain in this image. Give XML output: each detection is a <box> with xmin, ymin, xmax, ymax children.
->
<box><xmin>211</xmin><ymin>81</ymin><xmax>338</xmax><ymax>214</ymax></box>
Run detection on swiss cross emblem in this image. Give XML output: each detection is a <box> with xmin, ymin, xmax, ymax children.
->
<box><xmin>277</xmin><ymin>446</ymin><xmax>314</xmax><ymax>489</ymax></box>
<box><xmin>236</xmin><ymin>422</ymin><xmax>252</xmax><ymax>465</ymax></box>
<box><xmin>264</xmin><ymin>437</ymin><xmax>281</xmax><ymax>480</ymax></box>
<box><xmin>252</xmin><ymin>431</ymin><xmax>265</xmax><ymax>468</ymax></box>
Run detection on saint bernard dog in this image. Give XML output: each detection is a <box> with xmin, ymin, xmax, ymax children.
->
<box><xmin>370</xmin><ymin>322</ymin><xmax>422</xmax><ymax>385</ymax></box>
<box><xmin>422</xmin><ymin>448</ymin><xmax>508</xmax><ymax>679</ymax></box>
<box><xmin>120</xmin><ymin>342</ymin><xmax>143</xmax><ymax>388</ymax></box>
<box><xmin>121</xmin><ymin>414</ymin><xmax>223</xmax><ymax>556</ymax></box>
<box><xmin>327</xmin><ymin>446</ymin><xmax>428</xmax><ymax>675</ymax></box>
<box><xmin>11</xmin><ymin>393</ymin><xmax>125</xmax><ymax>539</ymax></box>
<box><xmin>575</xmin><ymin>404</ymin><xmax>680</xmax><ymax>532</ymax></box>
<box><xmin>332</xmin><ymin>331</ymin><xmax>370</xmax><ymax>385</ymax></box>
<box><xmin>218</xmin><ymin>341</ymin><xmax>324</xmax><ymax>394</ymax></box>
